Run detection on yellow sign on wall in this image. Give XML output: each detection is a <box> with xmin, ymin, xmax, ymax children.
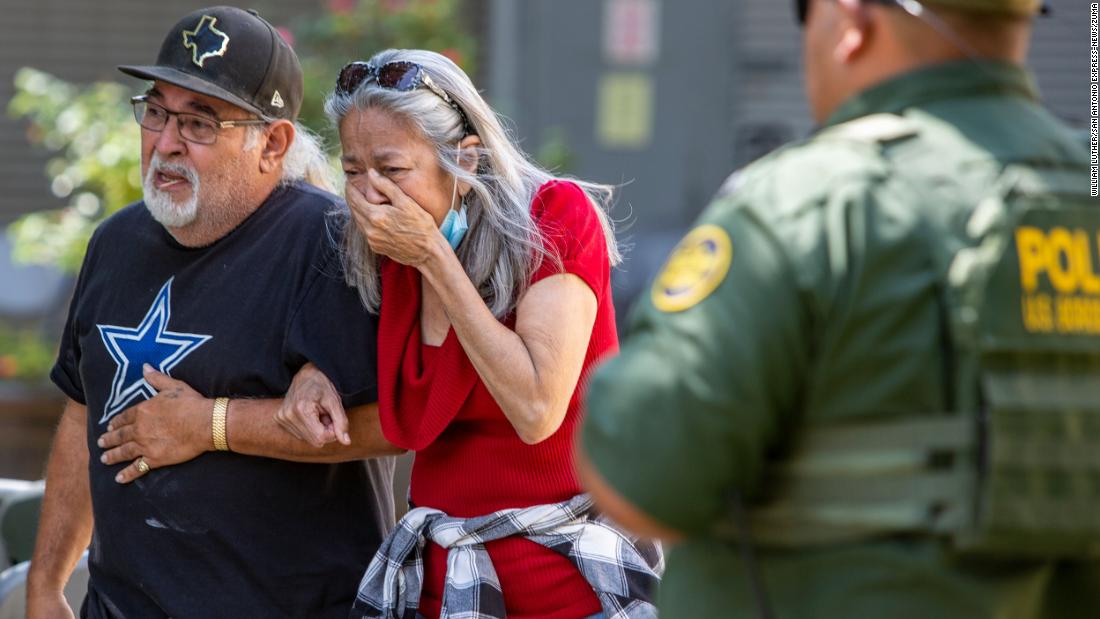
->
<box><xmin>596</xmin><ymin>72</ymin><xmax>654</xmax><ymax>149</ymax></box>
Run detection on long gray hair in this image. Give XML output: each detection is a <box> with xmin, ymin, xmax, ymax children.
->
<box><xmin>324</xmin><ymin>49</ymin><xmax>621</xmax><ymax>317</ymax></box>
<box><xmin>281</xmin><ymin>123</ymin><xmax>335</xmax><ymax>192</ymax></box>
<box><xmin>246</xmin><ymin>122</ymin><xmax>336</xmax><ymax>193</ymax></box>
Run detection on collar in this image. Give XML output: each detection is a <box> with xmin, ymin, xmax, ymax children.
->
<box><xmin>824</xmin><ymin>60</ymin><xmax>1039</xmax><ymax>129</ymax></box>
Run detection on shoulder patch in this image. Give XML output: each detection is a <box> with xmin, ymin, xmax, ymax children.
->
<box><xmin>651</xmin><ymin>224</ymin><xmax>732</xmax><ymax>312</ymax></box>
<box><xmin>828</xmin><ymin>113</ymin><xmax>918</xmax><ymax>144</ymax></box>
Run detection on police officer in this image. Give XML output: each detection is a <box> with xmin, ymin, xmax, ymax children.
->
<box><xmin>579</xmin><ymin>0</ymin><xmax>1097</xmax><ymax>617</ymax></box>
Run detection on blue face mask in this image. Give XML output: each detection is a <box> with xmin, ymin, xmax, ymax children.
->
<box><xmin>441</xmin><ymin>159</ymin><xmax>469</xmax><ymax>250</ymax></box>
<box><xmin>440</xmin><ymin>203</ymin><xmax>468</xmax><ymax>250</ymax></box>
<box><xmin>441</xmin><ymin>151</ymin><xmax>470</xmax><ymax>250</ymax></box>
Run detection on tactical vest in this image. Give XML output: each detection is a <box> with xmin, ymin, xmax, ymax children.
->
<box><xmin>734</xmin><ymin>114</ymin><xmax>1100</xmax><ymax>558</ymax></box>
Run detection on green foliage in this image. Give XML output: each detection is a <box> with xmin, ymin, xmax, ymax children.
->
<box><xmin>291</xmin><ymin>0</ymin><xmax>477</xmax><ymax>145</ymax></box>
<box><xmin>4</xmin><ymin>1</ymin><xmax>477</xmax><ymax>273</ymax></box>
<box><xmin>0</xmin><ymin>2</ymin><xmax>478</xmax><ymax>383</ymax></box>
<box><xmin>6</xmin><ymin>67</ymin><xmax>142</xmax><ymax>272</ymax></box>
<box><xmin>1</xmin><ymin>2</ymin><xmax>479</xmax><ymax>382</ymax></box>
<box><xmin>0</xmin><ymin>324</ymin><xmax>55</xmax><ymax>383</ymax></box>
<box><xmin>535</xmin><ymin>127</ymin><xmax>577</xmax><ymax>174</ymax></box>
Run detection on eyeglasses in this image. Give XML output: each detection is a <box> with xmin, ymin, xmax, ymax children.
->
<box><xmin>130</xmin><ymin>95</ymin><xmax>268</xmax><ymax>145</ymax></box>
<box><xmin>795</xmin><ymin>0</ymin><xmax>886</xmax><ymax>24</ymax></box>
<box><xmin>795</xmin><ymin>0</ymin><xmax>1051</xmax><ymax>25</ymax></box>
<box><xmin>335</xmin><ymin>61</ymin><xmax>475</xmax><ymax>136</ymax></box>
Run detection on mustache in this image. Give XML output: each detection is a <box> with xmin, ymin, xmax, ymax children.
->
<box><xmin>145</xmin><ymin>155</ymin><xmax>199</xmax><ymax>187</ymax></box>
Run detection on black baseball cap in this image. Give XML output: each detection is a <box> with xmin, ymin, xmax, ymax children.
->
<box><xmin>119</xmin><ymin>6</ymin><xmax>302</xmax><ymax>121</ymax></box>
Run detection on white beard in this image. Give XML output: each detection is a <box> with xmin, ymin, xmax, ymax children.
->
<box><xmin>143</xmin><ymin>155</ymin><xmax>200</xmax><ymax>228</ymax></box>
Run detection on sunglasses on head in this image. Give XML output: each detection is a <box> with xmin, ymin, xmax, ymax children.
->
<box><xmin>336</xmin><ymin>60</ymin><xmax>474</xmax><ymax>136</ymax></box>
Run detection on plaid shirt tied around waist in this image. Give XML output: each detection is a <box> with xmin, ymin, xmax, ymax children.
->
<box><xmin>351</xmin><ymin>494</ymin><xmax>664</xmax><ymax>619</ymax></box>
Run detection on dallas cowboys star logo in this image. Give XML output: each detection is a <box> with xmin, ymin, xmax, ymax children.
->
<box><xmin>97</xmin><ymin>278</ymin><xmax>211</xmax><ymax>425</ymax></box>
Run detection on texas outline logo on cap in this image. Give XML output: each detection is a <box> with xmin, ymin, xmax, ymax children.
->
<box><xmin>181</xmin><ymin>15</ymin><xmax>229</xmax><ymax>68</ymax></box>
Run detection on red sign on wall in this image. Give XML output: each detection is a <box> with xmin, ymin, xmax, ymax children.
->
<box><xmin>603</xmin><ymin>0</ymin><xmax>660</xmax><ymax>66</ymax></box>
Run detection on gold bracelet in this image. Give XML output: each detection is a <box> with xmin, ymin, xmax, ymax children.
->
<box><xmin>212</xmin><ymin>397</ymin><xmax>230</xmax><ymax>452</ymax></box>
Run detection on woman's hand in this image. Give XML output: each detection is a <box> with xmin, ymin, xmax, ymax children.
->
<box><xmin>275</xmin><ymin>362</ymin><xmax>350</xmax><ymax>448</ymax></box>
<box><xmin>346</xmin><ymin>169</ymin><xmax>446</xmax><ymax>269</ymax></box>
<box><xmin>98</xmin><ymin>365</ymin><xmax>211</xmax><ymax>483</ymax></box>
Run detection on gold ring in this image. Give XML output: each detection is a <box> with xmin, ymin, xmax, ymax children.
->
<box><xmin>136</xmin><ymin>457</ymin><xmax>150</xmax><ymax>475</ymax></box>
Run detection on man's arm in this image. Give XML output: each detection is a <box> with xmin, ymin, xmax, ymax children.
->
<box><xmin>574</xmin><ymin>444</ymin><xmax>683</xmax><ymax>542</ymax></box>
<box><xmin>97</xmin><ymin>369</ymin><xmax>403</xmax><ymax>483</ymax></box>
<box><xmin>26</xmin><ymin>398</ymin><xmax>92</xmax><ymax>619</ymax></box>
<box><xmin>579</xmin><ymin>208</ymin><xmax>808</xmax><ymax>537</ymax></box>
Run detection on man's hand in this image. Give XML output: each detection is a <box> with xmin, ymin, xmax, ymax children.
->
<box><xmin>26</xmin><ymin>590</ymin><xmax>76</xmax><ymax>619</ymax></box>
<box><xmin>98</xmin><ymin>364</ymin><xmax>211</xmax><ymax>483</ymax></box>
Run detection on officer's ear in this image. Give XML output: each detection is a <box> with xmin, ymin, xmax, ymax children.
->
<box><xmin>833</xmin><ymin>0</ymin><xmax>874</xmax><ymax>65</ymax></box>
<box><xmin>257</xmin><ymin>120</ymin><xmax>295</xmax><ymax>175</ymax></box>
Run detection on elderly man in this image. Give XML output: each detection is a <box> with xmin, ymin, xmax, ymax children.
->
<box><xmin>581</xmin><ymin>0</ymin><xmax>1097</xmax><ymax>617</ymax></box>
<box><xmin>26</xmin><ymin>7</ymin><xmax>400</xmax><ymax>618</ymax></box>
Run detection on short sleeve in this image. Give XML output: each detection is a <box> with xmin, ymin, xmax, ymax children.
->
<box><xmin>50</xmin><ymin>231</ymin><xmax>100</xmax><ymax>404</ymax></box>
<box><xmin>581</xmin><ymin>202</ymin><xmax>809</xmax><ymax>535</ymax></box>
<box><xmin>528</xmin><ymin>181</ymin><xmax>610</xmax><ymax>298</ymax></box>
<box><xmin>284</xmin><ymin>249</ymin><xmax>379</xmax><ymax>408</ymax></box>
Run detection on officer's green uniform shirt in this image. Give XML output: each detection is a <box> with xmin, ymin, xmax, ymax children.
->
<box><xmin>583</xmin><ymin>60</ymin><xmax>1094</xmax><ymax>618</ymax></box>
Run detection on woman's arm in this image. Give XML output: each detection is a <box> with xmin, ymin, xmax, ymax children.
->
<box><xmin>350</xmin><ymin>172</ymin><xmax>599</xmax><ymax>445</ymax></box>
<box><xmin>423</xmin><ymin>245</ymin><xmax>597</xmax><ymax>444</ymax></box>
<box><xmin>98</xmin><ymin>366</ymin><xmax>403</xmax><ymax>483</ymax></box>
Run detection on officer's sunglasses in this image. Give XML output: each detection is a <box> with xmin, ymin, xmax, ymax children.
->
<box><xmin>795</xmin><ymin>0</ymin><xmax>904</xmax><ymax>24</ymax></box>
<box><xmin>794</xmin><ymin>0</ymin><xmax>1051</xmax><ymax>25</ymax></box>
<box><xmin>335</xmin><ymin>61</ymin><xmax>474</xmax><ymax>136</ymax></box>
<box><xmin>130</xmin><ymin>95</ymin><xmax>267</xmax><ymax>145</ymax></box>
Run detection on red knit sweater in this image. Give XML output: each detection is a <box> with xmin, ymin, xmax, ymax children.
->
<box><xmin>377</xmin><ymin>181</ymin><xmax>618</xmax><ymax>619</ymax></box>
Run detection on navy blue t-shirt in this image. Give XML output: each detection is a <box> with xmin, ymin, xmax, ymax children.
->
<box><xmin>51</xmin><ymin>182</ymin><xmax>395</xmax><ymax>618</ymax></box>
